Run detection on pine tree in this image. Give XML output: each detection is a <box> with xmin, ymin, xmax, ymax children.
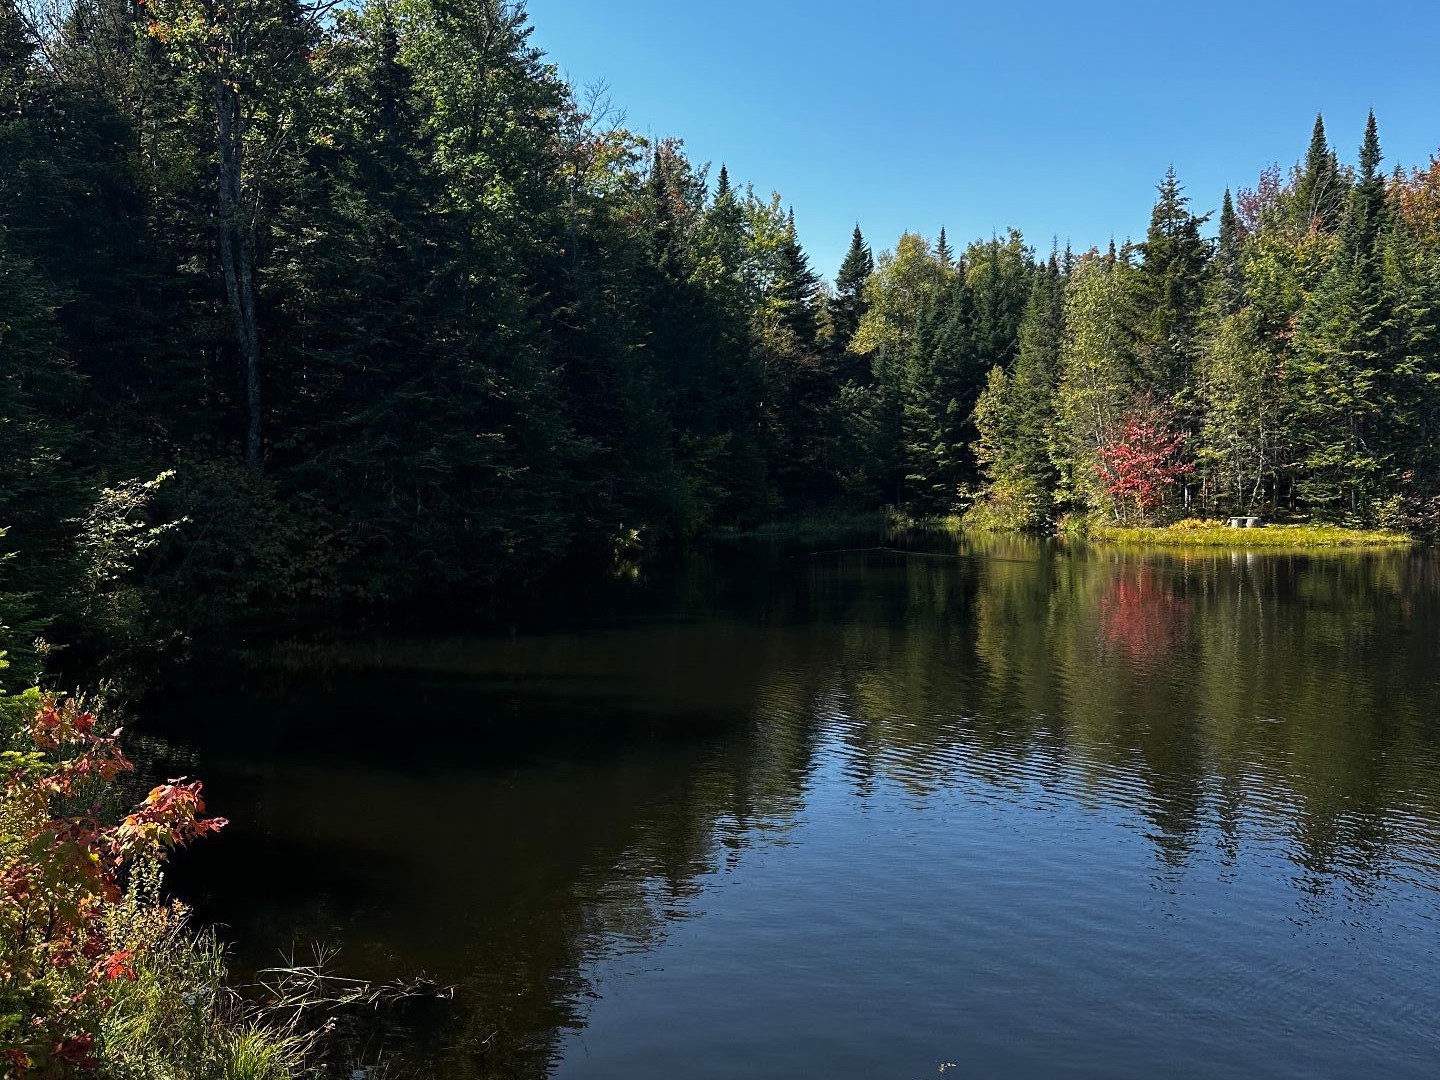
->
<box><xmin>1377</xmin><ymin>180</ymin><xmax>1440</xmax><ymax>506</ymax></box>
<box><xmin>899</xmin><ymin>278</ymin><xmax>975</xmax><ymax>511</ymax></box>
<box><xmin>775</xmin><ymin>208</ymin><xmax>821</xmax><ymax>344</ymax></box>
<box><xmin>965</xmin><ymin>230</ymin><xmax>1032</xmax><ymax>375</ymax></box>
<box><xmin>756</xmin><ymin>205</ymin><xmax>831</xmax><ymax>502</ymax></box>
<box><xmin>650</xmin><ymin>144</ymin><xmax>768</xmax><ymax>526</ymax></box>
<box><xmin>1348</xmin><ymin>111</ymin><xmax>1389</xmax><ymax>260</ymax></box>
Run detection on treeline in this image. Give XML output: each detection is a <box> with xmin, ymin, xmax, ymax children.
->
<box><xmin>969</xmin><ymin>117</ymin><xmax>1440</xmax><ymax>534</ymax></box>
<box><xmin>0</xmin><ymin>0</ymin><xmax>851</xmax><ymax>662</ymax></box>
<box><xmin>4</xmin><ymin>0</ymin><xmax>1440</xmax><ymax>662</ymax></box>
<box><xmin>844</xmin><ymin>115</ymin><xmax>1440</xmax><ymax>534</ymax></box>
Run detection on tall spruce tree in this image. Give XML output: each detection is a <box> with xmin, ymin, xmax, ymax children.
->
<box><xmin>830</xmin><ymin>224</ymin><xmax>874</xmax><ymax>362</ymax></box>
<box><xmin>753</xmin><ymin>202</ymin><xmax>831</xmax><ymax>502</ymax></box>
<box><xmin>1293</xmin><ymin>114</ymin><xmax>1345</xmax><ymax>234</ymax></box>
<box><xmin>1291</xmin><ymin>112</ymin><xmax>1393</xmax><ymax>519</ymax></box>
<box><xmin>1213</xmin><ymin>189</ymin><xmax>1246</xmax><ymax>316</ymax></box>
<box><xmin>935</xmin><ymin>226</ymin><xmax>954</xmax><ymax>272</ymax></box>
<box><xmin>1133</xmin><ymin>168</ymin><xmax>1210</xmax><ymax>408</ymax></box>
<box><xmin>972</xmin><ymin>254</ymin><xmax>1065</xmax><ymax>527</ymax></box>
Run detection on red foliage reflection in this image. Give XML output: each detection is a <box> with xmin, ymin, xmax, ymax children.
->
<box><xmin>1097</xmin><ymin>566</ymin><xmax>1190</xmax><ymax>667</ymax></box>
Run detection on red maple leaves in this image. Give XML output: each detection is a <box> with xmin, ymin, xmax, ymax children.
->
<box><xmin>2</xmin><ymin>694</ymin><xmax>226</xmax><ymax>1075</ymax></box>
<box><xmin>1096</xmin><ymin>408</ymin><xmax>1194</xmax><ymax>524</ymax></box>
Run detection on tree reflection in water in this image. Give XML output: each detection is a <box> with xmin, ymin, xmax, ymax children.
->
<box><xmin>159</xmin><ymin>534</ymin><xmax>1440</xmax><ymax>1077</ymax></box>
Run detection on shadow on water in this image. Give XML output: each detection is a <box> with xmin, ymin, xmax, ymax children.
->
<box><xmin>154</xmin><ymin>532</ymin><xmax>1440</xmax><ymax>1078</ymax></box>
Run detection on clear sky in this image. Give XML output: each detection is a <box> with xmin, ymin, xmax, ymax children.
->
<box><xmin>524</xmin><ymin>1</ymin><xmax>1440</xmax><ymax>282</ymax></box>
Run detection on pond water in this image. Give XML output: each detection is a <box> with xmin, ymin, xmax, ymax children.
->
<box><xmin>161</xmin><ymin>532</ymin><xmax>1440</xmax><ymax>1078</ymax></box>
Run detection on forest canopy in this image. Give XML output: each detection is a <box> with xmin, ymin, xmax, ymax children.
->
<box><xmin>4</xmin><ymin>0</ymin><xmax>1440</xmax><ymax>659</ymax></box>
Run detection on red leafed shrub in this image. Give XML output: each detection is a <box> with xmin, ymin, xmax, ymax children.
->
<box><xmin>1</xmin><ymin>690</ymin><xmax>226</xmax><ymax>1076</ymax></box>
<box><xmin>1096</xmin><ymin>409</ymin><xmax>1195</xmax><ymax>524</ymax></box>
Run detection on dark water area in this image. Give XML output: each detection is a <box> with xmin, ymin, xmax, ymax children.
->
<box><xmin>155</xmin><ymin>532</ymin><xmax>1440</xmax><ymax>1078</ymax></box>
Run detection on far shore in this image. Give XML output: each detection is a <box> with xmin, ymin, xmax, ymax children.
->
<box><xmin>1087</xmin><ymin>521</ymin><xmax>1414</xmax><ymax>549</ymax></box>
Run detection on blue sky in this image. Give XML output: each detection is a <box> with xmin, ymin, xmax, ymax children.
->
<box><xmin>525</xmin><ymin>1</ymin><xmax>1440</xmax><ymax>281</ymax></box>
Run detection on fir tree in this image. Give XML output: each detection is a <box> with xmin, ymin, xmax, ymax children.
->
<box><xmin>774</xmin><ymin>209</ymin><xmax>822</xmax><ymax>345</ymax></box>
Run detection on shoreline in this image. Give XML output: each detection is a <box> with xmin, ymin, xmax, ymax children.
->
<box><xmin>1086</xmin><ymin>522</ymin><xmax>1414</xmax><ymax>549</ymax></box>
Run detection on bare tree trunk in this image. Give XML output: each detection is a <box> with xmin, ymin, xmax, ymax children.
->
<box><xmin>215</xmin><ymin>54</ymin><xmax>262</xmax><ymax>470</ymax></box>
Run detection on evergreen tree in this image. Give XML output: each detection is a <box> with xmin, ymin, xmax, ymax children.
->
<box><xmin>851</xmin><ymin>233</ymin><xmax>949</xmax><ymax>503</ymax></box>
<box><xmin>935</xmin><ymin>226</ymin><xmax>954</xmax><ymax>272</ymax></box>
<box><xmin>965</xmin><ymin>230</ymin><xmax>1032</xmax><ymax>376</ymax></box>
<box><xmin>775</xmin><ymin>209</ymin><xmax>822</xmax><ymax>345</ymax></box>
<box><xmin>973</xmin><ymin>255</ymin><xmax>1065</xmax><ymax>527</ymax></box>
<box><xmin>1133</xmin><ymin>168</ymin><xmax>1210</xmax><ymax>408</ymax></box>
<box><xmin>1293</xmin><ymin>114</ymin><xmax>1344</xmax><ymax>234</ymax></box>
<box><xmin>899</xmin><ymin>274</ymin><xmax>977</xmax><ymax>511</ymax></box>
<box><xmin>753</xmin><ymin>203</ymin><xmax>831</xmax><ymax>502</ymax></box>
<box><xmin>830</xmin><ymin>224</ymin><xmax>874</xmax><ymax>361</ymax></box>
<box><xmin>1291</xmin><ymin>112</ymin><xmax>1394</xmax><ymax>519</ymax></box>
<box><xmin>1213</xmin><ymin>189</ymin><xmax>1246</xmax><ymax>316</ymax></box>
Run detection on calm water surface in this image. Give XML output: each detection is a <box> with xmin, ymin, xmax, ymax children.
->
<box><xmin>161</xmin><ymin>533</ymin><xmax>1440</xmax><ymax>1078</ymax></box>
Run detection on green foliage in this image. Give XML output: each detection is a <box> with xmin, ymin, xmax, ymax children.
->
<box><xmin>829</xmin><ymin>225</ymin><xmax>873</xmax><ymax>364</ymax></box>
<box><xmin>7</xmin><ymin>0</ymin><xmax>1440</xmax><ymax>671</ymax></box>
<box><xmin>1289</xmin><ymin>113</ymin><xmax>1396</xmax><ymax>520</ymax></box>
<box><xmin>1196</xmin><ymin>307</ymin><xmax>1282</xmax><ymax>513</ymax></box>
<box><xmin>1052</xmin><ymin>251</ymin><xmax>1139</xmax><ymax>515</ymax></box>
<box><xmin>96</xmin><ymin>886</ymin><xmax>312</xmax><ymax>1080</ymax></box>
<box><xmin>971</xmin><ymin>255</ymin><xmax>1065</xmax><ymax>529</ymax></box>
<box><xmin>1293</xmin><ymin>114</ymin><xmax>1345</xmax><ymax>234</ymax></box>
<box><xmin>1133</xmin><ymin>168</ymin><xmax>1211</xmax><ymax>408</ymax></box>
<box><xmin>1</xmin><ymin>690</ymin><xmax>232</xmax><ymax>1075</ymax></box>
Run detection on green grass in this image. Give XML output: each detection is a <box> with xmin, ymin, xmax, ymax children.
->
<box><xmin>1089</xmin><ymin>519</ymin><xmax>1413</xmax><ymax>549</ymax></box>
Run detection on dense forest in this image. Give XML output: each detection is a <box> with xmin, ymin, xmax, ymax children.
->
<box><xmin>5</xmin><ymin>0</ymin><xmax>1440</xmax><ymax>669</ymax></box>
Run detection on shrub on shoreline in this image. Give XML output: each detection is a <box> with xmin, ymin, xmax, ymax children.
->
<box><xmin>0</xmin><ymin>677</ymin><xmax>307</xmax><ymax>1079</ymax></box>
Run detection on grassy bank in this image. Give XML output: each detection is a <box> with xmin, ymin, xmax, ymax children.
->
<box><xmin>1088</xmin><ymin>520</ymin><xmax>1414</xmax><ymax>548</ymax></box>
